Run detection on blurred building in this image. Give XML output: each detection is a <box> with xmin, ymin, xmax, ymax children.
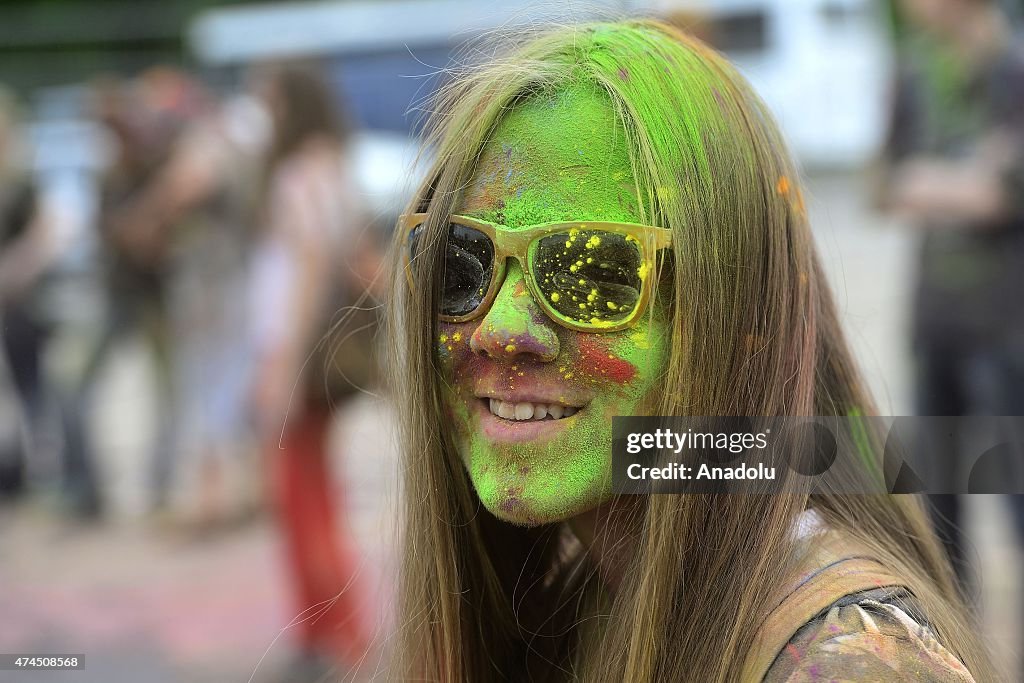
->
<box><xmin>655</xmin><ymin>0</ymin><xmax>894</xmax><ymax>166</ymax></box>
<box><xmin>191</xmin><ymin>0</ymin><xmax>894</xmax><ymax>172</ymax></box>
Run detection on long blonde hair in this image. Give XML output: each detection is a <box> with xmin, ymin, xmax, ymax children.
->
<box><xmin>385</xmin><ymin>19</ymin><xmax>991</xmax><ymax>682</ymax></box>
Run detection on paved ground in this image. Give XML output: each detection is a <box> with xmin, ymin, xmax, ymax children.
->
<box><xmin>0</xmin><ymin>390</ymin><xmax>399</xmax><ymax>683</ymax></box>
<box><xmin>0</xmin><ymin>171</ymin><xmax>1019</xmax><ymax>681</ymax></box>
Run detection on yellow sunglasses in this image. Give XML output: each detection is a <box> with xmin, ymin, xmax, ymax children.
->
<box><xmin>400</xmin><ymin>213</ymin><xmax>673</xmax><ymax>333</ymax></box>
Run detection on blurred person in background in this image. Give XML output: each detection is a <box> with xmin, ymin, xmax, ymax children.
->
<box><xmin>64</xmin><ymin>69</ymin><xmax>204</xmax><ymax>518</ymax></box>
<box><xmin>112</xmin><ymin>85</ymin><xmax>270</xmax><ymax>531</ymax></box>
<box><xmin>880</xmin><ymin>0</ymin><xmax>1024</xmax><ymax>591</ymax></box>
<box><xmin>0</xmin><ymin>87</ymin><xmax>58</xmax><ymax>502</ymax></box>
<box><xmin>249</xmin><ymin>62</ymin><xmax>379</xmax><ymax>678</ymax></box>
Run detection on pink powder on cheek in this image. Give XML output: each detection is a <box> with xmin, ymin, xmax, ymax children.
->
<box><xmin>576</xmin><ymin>336</ymin><xmax>637</xmax><ymax>384</ymax></box>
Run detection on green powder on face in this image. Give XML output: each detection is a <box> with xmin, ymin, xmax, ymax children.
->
<box><xmin>424</xmin><ymin>21</ymin><xmax>797</xmax><ymax>526</ymax></box>
<box><xmin>484</xmin><ymin>263</ymin><xmax>559</xmax><ymax>347</ymax></box>
<box><xmin>443</xmin><ymin>82</ymin><xmax>680</xmax><ymax>525</ymax></box>
<box><xmin>450</xmin><ymin>312</ymin><xmax>669</xmax><ymax>524</ymax></box>
<box><xmin>461</xmin><ymin>83</ymin><xmax>644</xmax><ymax>228</ymax></box>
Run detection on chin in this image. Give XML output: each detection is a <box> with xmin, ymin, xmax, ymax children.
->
<box><xmin>477</xmin><ymin>478</ymin><xmax>611</xmax><ymax>527</ymax></box>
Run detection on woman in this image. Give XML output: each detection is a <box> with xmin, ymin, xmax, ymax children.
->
<box><xmin>0</xmin><ymin>88</ymin><xmax>56</xmax><ymax>502</ymax></box>
<box><xmin>249</xmin><ymin>64</ymin><xmax>375</xmax><ymax>672</ymax></box>
<box><xmin>386</xmin><ymin>20</ymin><xmax>991</xmax><ymax>681</ymax></box>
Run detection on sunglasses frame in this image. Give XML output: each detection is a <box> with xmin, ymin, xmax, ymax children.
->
<box><xmin>400</xmin><ymin>213</ymin><xmax>673</xmax><ymax>333</ymax></box>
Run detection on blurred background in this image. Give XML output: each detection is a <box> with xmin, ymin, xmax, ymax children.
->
<box><xmin>1</xmin><ymin>0</ymin><xmax>1023</xmax><ymax>680</ymax></box>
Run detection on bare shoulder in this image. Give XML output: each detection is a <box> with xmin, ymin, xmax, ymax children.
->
<box><xmin>762</xmin><ymin>588</ymin><xmax>976</xmax><ymax>683</ymax></box>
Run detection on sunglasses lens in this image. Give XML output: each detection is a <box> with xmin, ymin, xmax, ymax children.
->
<box><xmin>407</xmin><ymin>220</ymin><xmax>494</xmax><ymax>318</ymax></box>
<box><xmin>417</xmin><ymin>222</ymin><xmax>492</xmax><ymax>317</ymax></box>
<box><xmin>532</xmin><ymin>229</ymin><xmax>644</xmax><ymax>327</ymax></box>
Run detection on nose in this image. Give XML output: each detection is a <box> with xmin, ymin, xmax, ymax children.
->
<box><xmin>470</xmin><ymin>260</ymin><xmax>560</xmax><ymax>362</ymax></box>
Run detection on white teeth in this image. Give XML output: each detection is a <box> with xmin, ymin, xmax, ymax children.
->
<box><xmin>496</xmin><ymin>401</ymin><xmax>517</xmax><ymax>420</ymax></box>
<box><xmin>486</xmin><ymin>399</ymin><xmax>580</xmax><ymax>421</ymax></box>
<box><xmin>514</xmin><ymin>403</ymin><xmax>534</xmax><ymax>420</ymax></box>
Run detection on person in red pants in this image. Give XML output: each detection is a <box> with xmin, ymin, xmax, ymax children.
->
<box><xmin>248</xmin><ymin>62</ymin><xmax>379</xmax><ymax>677</ymax></box>
<box><xmin>270</xmin><ymin>407</ymin><xmax>373</xmax><ymax>670</ymax></box>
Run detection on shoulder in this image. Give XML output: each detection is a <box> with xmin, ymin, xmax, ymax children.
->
<box><xmin>271</xmin><ymin>142</ymin><xmax>348</xmax><ymax>204</ymax></box>
<box><xmin>281</xmin><ymin>138</ymin><xmax>344</xmax><ymax>178</ymax></box>
<box><xmin>762</xmin><ymin>587</ymin><xmax>976</xmax><ymax>683</ymax></box>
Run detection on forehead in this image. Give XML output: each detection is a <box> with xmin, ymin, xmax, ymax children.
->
<box><xmin>457</xmin><ymin>84</ymin><xmax>643</xmax><ymax>229</ymax></box>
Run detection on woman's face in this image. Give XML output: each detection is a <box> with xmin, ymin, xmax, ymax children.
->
<box><xmin>437</xmin><ymin>86</ymin><xmax>670</xmax><ymax>526</ymax></box>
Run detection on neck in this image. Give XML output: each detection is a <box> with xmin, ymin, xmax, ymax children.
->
<box><xmin>568</xmin><ymin>496</ymin><xmax>645</xmax><ymax>593</ymax></box>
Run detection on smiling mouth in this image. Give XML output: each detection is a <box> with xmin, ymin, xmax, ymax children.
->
<box><xmin>484</xmin><ymin>398</ymin><xmax>581</xmax><ymax>422</ymax></box>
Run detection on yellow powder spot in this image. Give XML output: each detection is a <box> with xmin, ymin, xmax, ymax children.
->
<box><xmin>608</xmin><ymin>354</ymin><xmax>614</xmax><ymax>359</ymax></box>
<box><xmin>630</xmin><ymin>330</ymin><xmax>650</xmax><ymax>349</ymax></box>
<box><xmin>587</xmin><ymin>293</ymin><xmax>596</xmax><ymax>302</ymax></box>
<box><xmin>572</xmin><ymin>295</ymin><xmax>578</xmax><ymax>301</ymax></box>
<box><xmin>569</xmin><ymin>264</ymin><xmax>578</xmax><ymax>273</ymax></box>
<box><xmin>587</xmin><ymin>257</ymin><xmax>593</xmax><ymax>263</ymax></box>
<box><xmin>578</xmin><ymin>279</ymin><xmax>586</xmax><ymax>285</ymax></box>
<box><xmin>447</xmin><ymin>345</ymin><xmax>453</xmax><ymax>351</ymax></box>
<box><xmin>518</xmin><ymin>372</ymin><xmax>524</xmax><ymax>377</ymax></box>
<box><xmin>504</xmin><ymin>344</ymin><xmax>516</xmax><ymax>353</ymax></box>
<box><xmin>565</xmin><ymin>240</ymin><xmax>571</xmax><ymax>248</ymax></box>
<box><xmin>451</xmin><ymin>332</ymin><xmax>462</xmax><ymax>342</ymax></box>
<box><xmin>564</xmin><ymin>373</ymin><xmax>574</xmax><ymax>380</ymax></box>
<box><xmin>638</xmin><ymin>262</ymin><xmax>651</xmax><ymax>280</ymax></box>
<box><xmin>578</xmin><ymin>303</ymin><xmax>586</xmax><ymax>310</ymax></box>
<box><xmin>550</xmin><ymin>292</ymin><xmax>560</xmax><ymax>302</ymax></box>
<box><xmin>625</xmin><ymin>234</ymin><xmax>638</xmax><ymax>243</ymax></box>
<box><xmin>569</xmin><ymin>228</ymin><xmax>579</xmax><ymax>237</ymax></box>
<box><xmin>775</xmin><ymin>176</ymin><xmax>791</xmax><ymax>195</ymax></box>
<box><xmin>439</xmin><ymin>334</ymin><xmax>449</xmax><ymax>343</ymax></box>
<box><xmin>558</xmin><ymin>366</ymin><xmax>565</xmax><ymax>372</ymax></box>
<box><xmin>606</xmin><ymin>301</ymin><xmax>618</xmax><ymax>310</ymax></box>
